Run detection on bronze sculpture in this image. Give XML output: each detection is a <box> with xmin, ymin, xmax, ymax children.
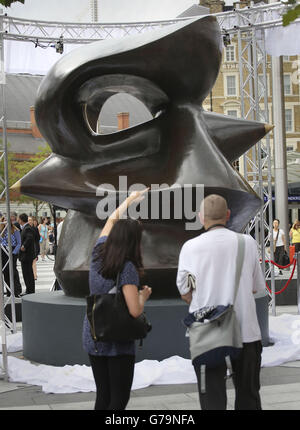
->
<box><xmin>12</xmin><ymin>16</ymin><xmax>272</xmax><ymax>298</ymax></box>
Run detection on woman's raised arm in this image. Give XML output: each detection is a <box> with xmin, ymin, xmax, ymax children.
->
<box><xmin>99</xmin><ymin>188</ymin><xmax>149</xmax><ymax>238</ymax></box>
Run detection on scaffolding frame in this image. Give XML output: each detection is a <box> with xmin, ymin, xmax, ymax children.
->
<box><xmin>236</xmin><ymin>6</ymin><xmax>276</xmax><ymax>314</ymax></box>
<box><xmin>0</xmin><ymin>1</ymin><xmax>296</xmax><ymax>379</ymax></box>
<box><xmin>0</xmin><ymin>11</ymin><xmax>17</xmax><ymax>382</ymax></box>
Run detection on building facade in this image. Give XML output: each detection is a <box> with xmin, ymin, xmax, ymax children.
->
<box><xmin>200</xmin><ymin>0</ymin><xmax>300</xmax><ymax>221</ymax></box>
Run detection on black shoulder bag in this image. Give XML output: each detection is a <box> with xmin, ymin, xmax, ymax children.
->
<box><xmin>86</xmin><ymin>273</ymin><xmax>151</xmax><ymax>343</ymax></box>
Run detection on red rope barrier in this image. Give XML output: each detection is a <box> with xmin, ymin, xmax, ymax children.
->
<box><xmin>265</xmin><ymin>259</ymin><xmax>295</xmax><ymax>269</ymax></box>
<box><xmin>265</xmin><ymin>259</ymin><xmax>297</xmax><ymax>295</ymax></box>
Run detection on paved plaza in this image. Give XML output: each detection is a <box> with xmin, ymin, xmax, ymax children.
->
<box><xmin>0</xmin><ymin>259</ymin><xmax>300</xmax><ymax>410</ymax></box>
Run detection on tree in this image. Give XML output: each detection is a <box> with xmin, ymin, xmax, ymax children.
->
<box><xmin>0</xmin><ymin>142</ymin><xmax>51</xmax><ymax>216</ymax></box>
<box><xmin>283</xmin><ymin>0</ymin><xmax>300</xmax><ymax>26</ymax></box>
<box><xmin>0</xmin><ymin>0</ymin><xmax>24</xmax><ymax>6</ymax></box>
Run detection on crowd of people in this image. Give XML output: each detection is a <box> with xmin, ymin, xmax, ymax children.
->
<box><xmin>0</xmin><ymin>212</ymin><xmax>64</xmax><ymax>297</ymax></box>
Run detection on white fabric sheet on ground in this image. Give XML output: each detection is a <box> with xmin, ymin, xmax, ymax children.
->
<box><xmin>0</xmin><ymin>332</ymin><xmax>23</xmax><ymax>353</ymax></box>
<box><xmin>262</xmin><ymin>314</ymin><xmax>300</xmax><ymax>367</ymax></box>
<box><xmin>1</xmin><ymin>314</ymin><xmax>300</xmax><ymax>394</ymax></box>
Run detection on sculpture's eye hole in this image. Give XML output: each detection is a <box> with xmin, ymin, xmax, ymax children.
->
<box><xmin>84</xmin><ymin>94</ymin><xmax>154</xmax><ymax>136</ymax></box>
<box><xmin>79</xmin><ymin>74</ymin><xmax>169</xmax><ymax>137</ymax></box>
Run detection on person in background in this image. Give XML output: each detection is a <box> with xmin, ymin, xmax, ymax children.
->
<box><xmin>290</xmin><ymin>220</ymin><xmax>300</xmax><ymax>254</ymax></box>
<box><xmin>33</xmin><ymin>217</ymin><xmax>39</xmax><ymax>230</ymax></box>
<box><xmin>10</xmin><ymin>213</ymin><xmax>23</xmax><ymax>294</ymax></box>
<box><xmin>28</xmin><ymin>216</ymin><xmax>40</xmax><ymax>281</ymax></box>
<box><xmin>38</xmin><ymin>217</ymin><xmax>49</xmax><ymax>261</ymax></box>
<box><xmin>0</xmin><ymin>216</ymin><xmax>22</xmax><ymax>297</ymax></box>
<box><xmin>56</xmin><ymin>218</ymin><xmax>64</xmax><ymax>245</ymax></box>
<box><xmin>82</xmin><ymin>189</ymin><xmax>151</xmax><ymax>410</ymax></box>
<box><xmin>18</xmin><ymin>213</ymin><xmax>36</xmax><ymax>295</ymax></box>
<box><xmin>271</xmin><ymin>219</ymin><xmax>287</xmax><ymax>275</ymax></box>
<box><xmin>51</xmin><ymin>218</ymin><xmax>65</xmax><ymax>291</ymax></box>
<box><xmin>48</xmin><ymin>225</ymin><xmax>55</xmax><ymax>254</ymax></box>
<box><xmin>10</xmin><ymin>212</ymin><xmax>21</xmax><ymax>230</ymax></box>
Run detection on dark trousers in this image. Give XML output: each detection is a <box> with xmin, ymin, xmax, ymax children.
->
<box><xmin>193</xmin><ymin>341</ymin><xmax>262</xmax><ymax>410</ymax></box>
<box><xmin>293</xmin><ymin>243</ymin><xmax>300</xmax><ymax>253</ymax></box>
<box><xmin>89</xmin><ymin>354</ymin><xmax>135</xmax><ymax>410</ymax></box>
<box><xmin>21</xmin><ymin>259</ymin><xmax>35</xmax><ymax>294</ymax></box>
<box><xmin>1</xmin><ymin>250</ymin><xmax>22</xmax><ymax>296</ymax></box>
<box><xmin>274</xmin><ymin>245</ymin><xmax>285</xmax><ymax>266</ymax></box>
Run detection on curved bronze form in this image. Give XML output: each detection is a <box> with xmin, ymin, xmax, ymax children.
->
<box><xmin>12</xmin><ymin>16</ymin><xmax>272</xmax><ymax>298</ymax></box>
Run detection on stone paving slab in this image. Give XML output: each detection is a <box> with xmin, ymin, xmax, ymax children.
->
<box><xmin>2</xmin><ymin>365</ymin><xmax>300</xmax><ymax>410</ymax></box>
<box><xmin>0</xmin><ymin>382</ymin><xmax>28</xmax><ymax>394</ymax></box>
<box><xmin>2</xmin><ymin>382</ymin><xmax>300</xmax><ymax>410</ymax></box>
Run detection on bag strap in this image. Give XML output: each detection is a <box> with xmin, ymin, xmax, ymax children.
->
<box><xmin>233</xmin><ymin>233</ymin><xmax>245</xmax><ymax>303</ymax></box>
<box><xmin>115</xmin><ymin>272</ymin><xmax>121</xmax><ymax>295</ymax></box>
<box><xmin>273</xmin><ymin>229</ymin><xmax>279</xmax><ymax>251</ymax></box>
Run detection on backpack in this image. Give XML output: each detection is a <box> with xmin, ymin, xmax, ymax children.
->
<box><xmin>185</xmin><ymin>233</ymin><xmax>245</xmax><ymax>393</ymax></box>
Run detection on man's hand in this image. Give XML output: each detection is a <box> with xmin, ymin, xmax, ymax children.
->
<box><xmin>181</xmin><ymin>290</ymin><xmax>192</xmax><ymax>304</ymax></box>
<box><xmin>20</xmin><ymin>245</ymin><xmax>25</xmax><ymax>252</ymax></box>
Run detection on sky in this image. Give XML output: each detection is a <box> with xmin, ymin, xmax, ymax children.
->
<box><xmin>2</xmin><ymin>0</ymin><xmax>234</xmax><ymax>23</ymax></box>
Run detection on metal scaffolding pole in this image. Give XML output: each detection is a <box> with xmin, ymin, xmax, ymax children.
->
<box><xmin>0</xmin><ymin>10</ymin><xmax>17</xmax><ymax>331</ymax></box>
<box><xmin>90</xmin><ymin>0</ymin><xmax>99</xmax><ymax>23</ymax></box>
<box><xmin>0</xmin><ymin>2</ymin><xmax>293</xmax><ymax>46</ymax></box>
<box><xmin>236</xmin><ymin>3</ymin><xmax>276</xmax><ymax>314</ymax></box>
<box><xmin>0</xmin><ymin>8</ymin><xmax>18</xmax><ymax>381</ymax></box>
<box><xmin>271</xmin><ymin>56</ymin><xmax>289</xmax><ymax>247</ymax></box>
<box><xmin>0</xmin><ymin>247</ymin><xmax>8</xmax><ymax>381</ymax></box>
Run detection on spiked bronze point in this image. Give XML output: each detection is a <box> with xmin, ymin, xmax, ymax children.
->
<box><xmin>264</xmin><ymin>124</ymin><xmax>275</xmax><ymax>133</ymax></box>
<box><xmin>10</xmin><ymin>180</ymin><xmax>21</xmax><ymax>192</ymax></box>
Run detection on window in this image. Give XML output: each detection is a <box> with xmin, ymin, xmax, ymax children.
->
<box><xmin>226</xmin><ymin>75</ymin><xmax>237</xmax><ymax>96</ymax></box>
<box><xmin>285</xmin><ymin>109</ymin><xmax>293</xmax><ymax>132</ymax></box>
<box><xmin>284</xmin><ymin>74</ymin><xmax>292</xmax><ymax>95</ymax></box>
<box><xmin>283</xmin><ymin>56</ymin><xmax>290</xmax><ymax>61</ymax></box>
<box><xmin>225</xmin><ymin>46</ymin><xmax>235</xmax><ymax>62</ymax></box>
<box><xmin>227</xmin><ymin>110</ymin><xmax>238</xmax><ymax>118</ymax></box>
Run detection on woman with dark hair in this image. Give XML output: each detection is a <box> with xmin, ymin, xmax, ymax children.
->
<box><xmin>82</xmin><ymin>189</ymin><xmax>152</xmax><ymax>410</ymax></box>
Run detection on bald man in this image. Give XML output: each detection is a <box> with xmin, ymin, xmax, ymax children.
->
<box><xmin>177</xmin><ymin>194</ymin><xmax>265</xmax><ymax>410</ymax></box>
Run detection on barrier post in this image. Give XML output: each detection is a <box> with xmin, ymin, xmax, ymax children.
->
<box><xmin>297</xmin><ymin>253</ymin><xmax>300</xmax><ymax>315</ymax></box>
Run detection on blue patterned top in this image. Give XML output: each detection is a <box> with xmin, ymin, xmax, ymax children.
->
<box><xmin>0</xmin><ymin>230</ymin><xmax>21</xmax><ymax>255</ymax></box>
<box><xmin>82</xmin><ymin>236</ymin><xmax>140</xmax><ymax>357</ymax></box>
